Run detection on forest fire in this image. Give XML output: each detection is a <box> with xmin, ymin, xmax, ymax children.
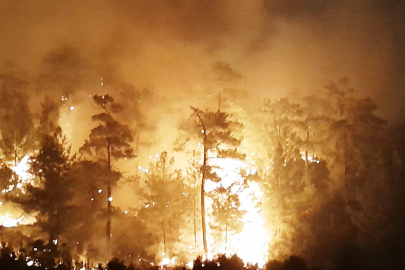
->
<box><xmin>233</xmin><ymin>185</ymin><xmax>269</xmax><ymax>267</ymax></box>
<box><xmin>0</xmin><ymin>212</ymin><xmax>35</xmax><ymax>228</ymax></box>
<box><xmin>11</xmin><ymin>155</ymin><xmax>32</xmax><ymax>182</ymax></box>
<box><xmin>1</xmin><ymin>1</ymin><xmax>405</xmax><ymax>269</ymax></box>
<box><xmin>0</xmin><ymin>155</ymin><xmax>36</xmax><ymax>227</ymax></box>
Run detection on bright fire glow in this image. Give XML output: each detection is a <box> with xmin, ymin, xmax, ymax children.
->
<box><xmin>234</xmin><ymin>184</ymin><xmax>269</xmax><ymax>267</ymax></box>
<box><xmin>160</xmin><ymin>257</ymin><xmax>176</xmax><ymax>266</ymax></box>
<box><xmin>0</xmin><ymin>155</ymin><xmax>37</xmax><ymax>227</ymax></box>
<box><xmin>0</xmin><ymin>212</ymin><xmax>36</xmax><ymax>228</ymax></box>
<box><xmin>301</xmin><ymin>153</ymin><xmax>320</xmax><ymax>164</ymax></box>
<box><xmin>11</xmin><ymin>155</ymin><xmax>33</xmax><ymax>183</ymax></box>
<box><xmin>207</xmin><ymin>158</ymin><xmax>270</xmax><ymax>266</ymax></box>
<box><xmin>0</xmin><ymin>213</ymin><xmax>24</xmax><ymax>227</ymax></box>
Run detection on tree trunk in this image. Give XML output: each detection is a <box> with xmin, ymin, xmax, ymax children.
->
<box><xmin>201</xmin><ymin>142</ymin><xmax>208</xmax><ymax>257</ymax></box>
<box><xmin>162</xmin><ymin>160</ymin><xmax>167</xmax><ymax>254</ymax></box>
<box><xmin>305</xmin><ymin>129</ymin><xmax>309</xmax><ymax>184</ymax></box>
<box><xmin>193</xmin><ymin>109</ymin><xmax>208</xmax><ymax>257</ymax></box>
<box><xmin>193</xmin><ymin>175</ymin><xmax>197</xmax><ymax>248</ymax></box>
<box><xmin>55</xmin><ymin>206</ymin><xmax>60</xmax><ymax>250</ymax></box>
<box><xmin>163</xmin><ymin>219</ymin><xmax>167</xmax><ymax>255</ymax></box>
<box><xmin>12</xmin><ymin>135</ymin><xmax>18</xmax><ymax>196</ymax></box>
<box><xmin>106</xmin><ymin>143</ymin><xmax>112</xmax><ymax>244</ymax></box>
<box><xmin>177</xmin><ymin>214</ymin><xmax>180</xmax><ymax>251</ymax></box>
<box><xmin>225</xmin><ymin>207</ymin><xmax>229</xmax><ymax>256</ymax></box>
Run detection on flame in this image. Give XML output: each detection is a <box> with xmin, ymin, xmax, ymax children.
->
<box><xmin>8</xmin><ymin>154</ymin><xmax>35</xmax><ymax>194</ymax></box>
<box><xmin>3</xmin><ymin>154</ymin><xmax>271</xmax><ymax>265</ymax></box>
<box><xmin>0</xmin><ymin>212</ymin><xmax>36</xmax><ymax>227</ymax></box>
<box><xmin>300</xmin><ymin>153</ymin><xmax>320</xmax><ymax>164</ymax></box>
<box><xmin>207</xmin><ymin>158</ymin><xmax>270</xmax><ymax>266</ymax></box>
<box><xmin>0</xmin><ymin>213</ymin><xmax>24</xmax><ymax>227</ymax></box>
<box><xmin>234</xmin><ymin>183</ymin><xmax>269</xmax><ymax>267</ymax></box>
<box><xmin>0</xmin><ymin>155</ymin><xmax>37</xmax><ymax>227</ymax></box>
<box><xmin>160</xmin><ymin>257</ymin><xmax>176</xmax><ymax>267</ymax></box>
<box><xmin>11</xmin><ymin>155</ymin><xmax>32</xmax><ymax>182</ymax></box>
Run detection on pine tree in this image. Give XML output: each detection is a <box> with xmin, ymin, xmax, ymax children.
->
<box><xmin>0</xmin><ymin>165</ymin><xmax>12</xmax><ymax>198</ymax></box>
<box><xmin>210</xmin><ymin>184</ymin><xmax>245</xmax><ymax>255</ymax></box>
<box><xmin>181</xmin><ymin>107</ymin><xmax>244</xmax><ymax>257</ymax></box>
<box><xmin>68</xmin><ymin>160</ymin><xmax>120</xmax><ymax>258</ymax></box>
<box><xmin>0</xmin><ymin>74</ymin><xmax>34</xmax><ymax>193</ymax></box>
<box><xmin>80</xmin><ymin>94</ymin><xmax>135</xmax><ymax>244</ymax></box>
<box><xmin>186</xmin><ymin>150</ymin><xmax>201</xmax><ymax>251</ymax></box>
<box><xmin>15</xmin><ymin>127</ymin><xmax>72</xmax><ymax>243</ymax></box>
<box><xmin>138</xmin><ymin>151</ymin><xmax>192</xmax><ymax>259</ymax></box>
<box><xmin>261</xmin><ymin>98</ymin><xmax>314</xmax><ymax>257</ymax></box>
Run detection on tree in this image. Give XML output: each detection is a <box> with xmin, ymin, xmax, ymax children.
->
<box><xmin>258</xmin><ymin>79</ymin><xmax>397</xmax><ymax>268</ymax></box>
<box><xmin>80</xmin><ymin>94</ymin><xmax>135</xmax><ymax>244</ymax></box>
<box><xmin>138</xmin><ymin>151</ymin><xmax>193</xmax><ymax>260</ymax></box>
<box><xmin>181</xmin><ymin>107</ymin><xmax>244</xmax><ymax>257</ymax></box>
<box><xmin>0</xmin><ymin>165</ymin><xmax>12</xmax><ymax>197</ymax></box>
<box><xmin>16</xmin><ymin>128</ymin><xmax>72</xmax><ymax>243</ymax></box>
<box><xmin>116</xmin><ymin>85</ymin><xmax>156</xmax><ymax>153</ymax></box>
<box><xmin>0</xmin><ymin>72</ymin><xmax>34</xmax><ymax>194</ymax></box>
<box><xmin>68</xmin><ymin>160</ymin><xmax>120</xmax><ymax>260</ymax></box>
<box><xmin>260</xmin><ymin>98</ymin><xmax>309</xmax><ymax>257</ymax></box>
<box><xmin>38</xmin><ymin>95</ymin><xmax>60</xmax><ymax>137</ymax></box>
<box><xmin>210</xmin><ymin>184</ymin><xmax>245</xmax><ymax>255</ymax></box>
<box><xmin>111</xmin><ymin>212</ymin><xmax>155</xmax><ymax>264</ymax></box>
<box><xmin>186</xmin><ymin>150</ymin><xmax>201</xmax><ymax>251</ymax></box>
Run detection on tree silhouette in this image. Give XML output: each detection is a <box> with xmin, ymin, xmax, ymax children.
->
<box><xmin>15</xmin><ymin>128</ymin><xmax>72</xmax><ymax>243</ymax></box>
<box><xmin>68</xmin><ymin>160</ymin><xmax>120</xmax><ymax>259</ymax></box>
<box><xmin>0</xmin><ymin>74</ymin><xmax>34</xmax><ymax>194</ymax></box>
<box><xmin>210</xmin><ymin>184</ymin><xmax>245</xmax><ymax>255</ymax></box>
<box><xmin>186</xmin><ymin>150</ymin><xmax>201</xmax><ymax>251</ymax></box>
<box><xmin>138</xmin><ymin>151</ymin><xmax>193</xmax><ymax>259</ymax></box>
<box><xmin>80</xmin><ymin>94</ymin><xmax>135</xmax><ymax>244</ymax></box>
<box><xmin>181</xmin><ymin>107</ymin><xmax>243</xmax><ymax>257</ymax></box>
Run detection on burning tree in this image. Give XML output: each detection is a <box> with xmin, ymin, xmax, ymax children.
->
<box><xmin>15</xmin><ymin>127</ymin><xmax>72</xmax><ymax>243</ymax></box>
<box><xmin>80</xmin><ymin>94</ymin><xmax>135</xmax><ymax>245</ymax></box>
<box><xmin>186</xmin><ymin>150</ymin><xmax>201</xmax><ymax>251</ymax></box>
<box><xmin>210</xmin><ymin>184</ymin><xmax>245</xmax><ymax>255</ymax></box>
<box><xmin>138</xmin><ymin>151</ymin><xmax>193</xmax><ymax>260</ymax></box>
<box><xmin>0</xmin><ymin>73</ymin><xmax>34</xmax><ymax>194</ymax></box>
<box><xmin>181</xmin><ymin>107</ymin><xmax>244</xmax><ymax>257</ymax></box>
<box><xmin>261</xmin><ymin>98</ymin><xmax>315</xmax><ymax>257</ymax></box>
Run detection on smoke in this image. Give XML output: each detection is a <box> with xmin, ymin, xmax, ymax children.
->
<box><xmin>0</xmin><ymin>0</ymin><xmax>404</xmax><ymax>198</ymax></box>
<box><xmin>1</xmin><ymin>1</ymin><xmax>405</xmax><ymax>265</ymax></box>
<box><xmin>2</xmin><ymin>0</ymin><xmax>404</xmax><ymax>207</ymax></box>
<box><xmin>0</xmin><ymin>0</ymin><xmax>403</xmax><ymax>120</ymax></box>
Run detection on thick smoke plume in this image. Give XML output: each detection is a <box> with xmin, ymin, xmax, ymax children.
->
<box><xmin>0</xmin><ymin>0</ymin><xmax>404</xmax><ymax>120</ymax></box>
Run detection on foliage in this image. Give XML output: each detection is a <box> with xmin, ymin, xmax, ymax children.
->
<box><xmin>81</xmin><ymin>94</ymin><xmax>135</xmax><ymax>161</ymax></box>
<box><xmin>14</xmin><ymin>128</ymin><xmax>73</xmax><ymax>241</ymax></box>
<box><xmin>0</xmin><ymin>66</ymin><xmax>405</xmax><ymax>270</ymax></box>
<box><xmin>138</xmin><ymin>151</ymin><xmax>193</xmax><ymax>259</ymax></box>
<box><xmin>179</xmin><ymin>106</ymin><xmax>245</xmax><ymax>255</ymax></box>
<box><xmin>210</xmin><ymin>184</ymin><xmax>245</xmax><ymax>255</ymax></box>
<box><xmin>80</xmin><ymin>94</ymin><xmax>135</xmax><ymax>243</ymax></box>
<box><xmin>0</xmin><ymin>72</ymin><xmax>34</xmax><ymax>193</ymax></box>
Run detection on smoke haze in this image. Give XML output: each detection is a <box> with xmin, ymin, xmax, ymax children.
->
<box><xmin>1</xmin><ymin>0</ymin><xmax>404</xmax><ymax>119</ymax></box>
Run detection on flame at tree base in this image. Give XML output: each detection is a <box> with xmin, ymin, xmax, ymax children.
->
<box><xmin>232</xmin><ymin>184</ymin><xmax>269</xmax><ymax>267</ymax></box>
<box><xmin>205</xmin><ymin>158</ymin><xmax>270</xmax><ymax>267</ymax></box>
<box><xmin>2</xmin><ymin>155</ymin><xmax>271</xmax><ymax>267</ymax></box>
